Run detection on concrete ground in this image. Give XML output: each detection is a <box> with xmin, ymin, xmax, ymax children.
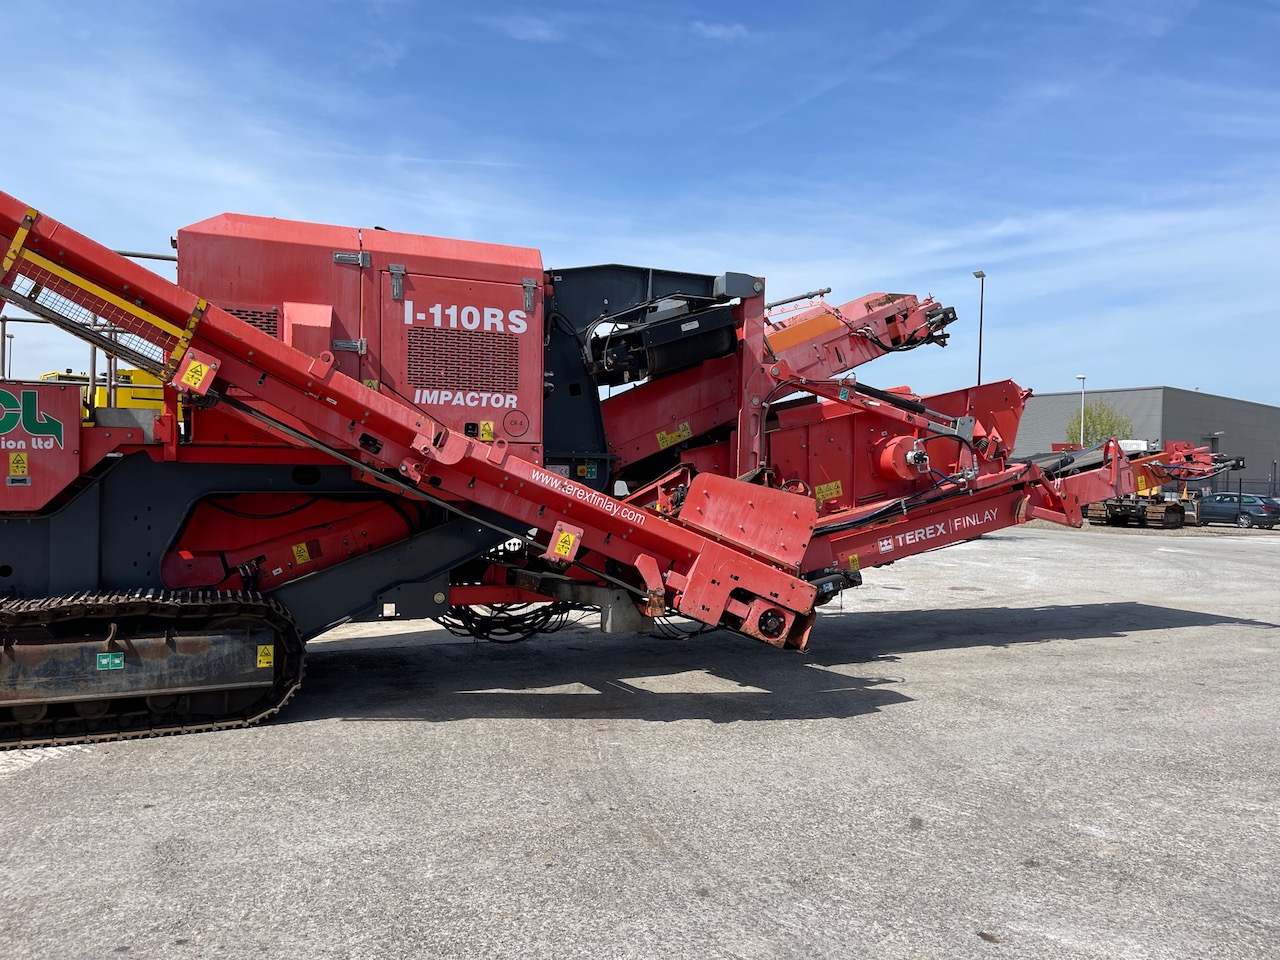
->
<box><xmin>1</xmin><ymin>523</ymin><xmax>1277</xmax><ymax>959</ymax></box>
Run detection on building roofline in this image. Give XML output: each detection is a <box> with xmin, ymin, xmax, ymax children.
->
<box><xmin>1031</xmin><ymin>385</ymin><xmax>1280</xmax><ymax>412</ymax></box>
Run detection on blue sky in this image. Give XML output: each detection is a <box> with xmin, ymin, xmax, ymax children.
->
<box><xmin>2</xmin><ymin>1</ymin><xmax>1277</xmax><ymax>405</ymax></box>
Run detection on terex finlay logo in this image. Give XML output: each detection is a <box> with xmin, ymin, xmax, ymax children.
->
<box><xmin>0</xmin><ymin>388</ymin><xmax>64</xmax><ymax>450</ymax></box>
<box><xmin>876</xmin><ymin>507</ymin><xmax>1000</xmax><ymax>553</ymax></box>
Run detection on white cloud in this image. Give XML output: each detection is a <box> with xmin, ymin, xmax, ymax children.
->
<box><xmin>489</xmin><ymin>15</ymin><xmax>562</xmax><ymax>43</ymax></box>
<box><xmin>1079</xmin><ymin>0</ymin><xmax>1196</xmax><ymax>39</ymax></box>
<box><xmin>691</xmin><ymin>20</ymin><xmax>748</xmax><ymax>42</ymax></box>
<box><xmin>354</xmin><ymin>36</ymin><xmax>408</xmax><ymax>71</ymax></box>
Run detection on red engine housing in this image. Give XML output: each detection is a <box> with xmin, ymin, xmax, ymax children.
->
<box><xmin>176</xmin><ymin>214</ymin><xmax>546</xmax><ymax>455</ymax></box>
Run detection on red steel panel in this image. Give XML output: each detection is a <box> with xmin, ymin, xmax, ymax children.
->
<box><xmin>601</xmin><ymin>354</ymin><xmax>740</xmax><ymax>469</ymax></box>
<box><xmin>178</xmin><ymin>214</ymin><xmax>366</xmax><ymax>384</ymax></box>
<box><xmin>0</xmin><ymin>381</ymin><xmax>81</xmax><ymax>512</ymax></box>
<box><xmin>378</xmin><ymin>270</ymin><xmax>543</xmax><ymax>450</ymax></box>
<box><xmin>675</xmin><ymin>473</ymin><xmax>816</xmax><ymax>568</ymax></box>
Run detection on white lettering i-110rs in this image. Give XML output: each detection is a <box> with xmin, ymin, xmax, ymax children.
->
<box><xmin>403</xmin><ymin>300</ymin><xmax>528</xmax><ymax>334</ymax></box>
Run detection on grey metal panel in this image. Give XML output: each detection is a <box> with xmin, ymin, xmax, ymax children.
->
<box><xmin>1014</xmin><ymin>393</ymin><xmax>1078</xmax><ymax>456</ymax></box>
<box><xmin>95</xmin><ymin>458</ymin><xmax>370</xmax><ymax>591</ymax></box>
<box><xmin>2</xmin><ymin>451</ymin><xmax>519</xmax><ymax>640</ymax></box>
<box><xmin>1016</xmin><ymin>387</ymin><xmax>1163</xmax><ymax>455</ymax></box>
<box><xmin>1015</xmin><ymin>386</ymin><xmax>1280</xmax><ymax>489</ymax></box>
<box><xmin>3</xmin><ymin>455</ymin><xmax>373</xmax><ymax>596</ymax></box>
<box><xmin>0</xmin><ymin>522</ymin><xmax>50</xmax><ymax>595</ymax></box>
<box><xmin>47</xmin><ymin>482</ymin><xmax>101</xmax><ymax>592</ymax></box>
<box><xmin>273</xmin><ymin>518</ymin><xmax>508</xmax><ymax>639</ymax></box>
<box><xmin>1162</xmin><ymin>387</ymin><xmax>1280</xmax><ymax>489</ymax></box>
<box><xmin>1109</xmin><ymin>388</ymin><xmax>1164</xmax><ymax>444</ymax></box>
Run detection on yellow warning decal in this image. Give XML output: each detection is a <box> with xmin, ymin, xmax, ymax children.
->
<box><xmin>1136</xmin><ymin>474</ymin><xmax>1148</xmax><ymax>493</ymax></box>
<box><xmin>181</xmin><ymin>360</ymin><xmax>209</xmax><ymax>389</ymax></box>
<box><xmin>8</xmin><ymin>452</ymin><xmax>28</xmax><ymax>476</ymax></box>
<box><xmin>848</xmin><ymin>554</ymin><xmax>860</xmax><ymax>571</ymax></box>
<box><xmin>480</xmin><ymin>420</ymin><xmax>495</xmax><ymax>441</ymax></box>
<box><xmin>656</xmin><ymin>422</ymin><xmax>692</xmax><ymax>450</ymax></box>
<box><xmin>2</xmin><ymin>208</ymin><xmax>36</xmax><ymax>275</ymax></box>
<box><xmin>362</xmin><ymin>378</ymin><xmax>379</xmax><ymax>391</ymax></box>
<box><xmin>815</xmin><ymin>480</ymin><xmax>843</xmax><ymax>501</ymax></box>
<box><xmin>257</xmin><ymin>645</ymin><xmax>275</xmax><ymax>669</ymax></box>
<box><xmin>553</xmin><ymin>531</ymin><xmax>577</xmax><ymax>557</ymax></box>
<box><xmin>291</xmin><ymin>542</ymin><xmax>312</xmax><ymax>565</ymax></box>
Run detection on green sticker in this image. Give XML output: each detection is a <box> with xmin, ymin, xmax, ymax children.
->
<box><xmin>96</xmin><ymin>652</ymin><xmax>125</xmax><ymax>670</ymax></box>
<box><xmin>839</xmin><ymin>387</ymin><xmax>850</xmax><ymax>401</ymax></box>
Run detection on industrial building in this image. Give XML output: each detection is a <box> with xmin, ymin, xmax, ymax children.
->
<box><xmin>1014</xmin><ymin>386</ymin><xmax>1280</xmax><ymax>496</ymax></box>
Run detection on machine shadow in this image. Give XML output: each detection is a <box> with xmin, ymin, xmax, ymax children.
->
<box><xmin>285</xmin><ymin>600</ymin><xmax>1271</xmax><ymax>726</ymax></box>
<box><xmin>290</xmin><ymin>628</ymin><xmax>913</xmax><ymax>726</ymax></box>
<box><xmin>814</xmin><ymin>599</ymin><xmax>1277</xmax><ymax>660</ymax></box>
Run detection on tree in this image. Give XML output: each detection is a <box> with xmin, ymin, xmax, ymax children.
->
<box><xmin>1065</xmin><ymin>399</ymin><xmax>1133</xmax><ymax>447</ymax></box>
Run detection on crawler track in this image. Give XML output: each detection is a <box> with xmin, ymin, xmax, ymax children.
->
<box><xmin>0</xmin><ymin>590</ymin><xmax>303</xmax><ymax>749</ymax></box>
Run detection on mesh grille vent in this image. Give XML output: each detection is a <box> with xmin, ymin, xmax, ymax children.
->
<box><xmin>407</xmin><ymin>327</ymin><xmax>520</xmax><ymax>391</ymax></box>
<box><xmin>224</xmin><ymin>306</ymin><xmax>279</xmax><ymax>337</ymax></box>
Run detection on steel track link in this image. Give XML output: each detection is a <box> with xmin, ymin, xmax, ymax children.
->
<box><xmin>0</xmin><ymin>590</ymin><xmax>304</xmax><ymax>750</ymax></box>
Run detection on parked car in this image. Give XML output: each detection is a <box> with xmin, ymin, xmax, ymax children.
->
<box><xmin>1196</xmin><ymin>493</ymin><xmax>1280</xmax><ymax>529</ymax></box>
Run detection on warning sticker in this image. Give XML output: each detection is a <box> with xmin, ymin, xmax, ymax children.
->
<box><xmin>8</xmin><ymin>452</ymin><xmax>27</xmax><ymax>476</ymax></box>
<box><xmin>848</xmin><ymin>554</ymin><xmax>860</xmax><ymax>571</ymax></box>
<box><xmin>257</xmin><ymin>645</ymin><xmax>275</xmax><ymax>669</ymax></box>
<box><xmin>815</xmin><ymin>480</ymin><xmax>843</xmax><ymax>501</ymax></box>
<box><xmin>181</xmin><ymin>361</ymin><xmax>209</xmax><ymax>389</ymax></box>
<box><xmin>656</xmin><ymin>422</ymin><xmax>692</xmax><ymax>450</ymax></box>
<box><xmin>1136</xmin><ymin>474</ymin><xmax>1148</xmax><ymax>493</ymax></box>
<box><xmin>291</xmin><ymin>542</ymin><xmax>312</xmax><ymax>565</ymax></box>
<box><xmin>553</xmin><ymin>531</ymin><xmax>577</xmax><ymax>557</ymax></box>
<box><xmin>479</xmin><ymin>420</ymin><xmax>495</xmax><ymax>441</ymax></box>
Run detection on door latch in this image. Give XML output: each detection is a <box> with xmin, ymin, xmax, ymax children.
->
<box><xmin>333</xmin><ymin>250</ymin><xmax>371</xmax><ymax>267</ymax></box>
<box><xmin>389</xmin><ymin>264</ymin><xmax>407</xmax><ymax>302</ymax></box>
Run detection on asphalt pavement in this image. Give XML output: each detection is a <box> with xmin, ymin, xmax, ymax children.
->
<box><xmin>2</xmin><ymin>523</ymin><xmax>1277</xmax><ymax>959</ymax></box>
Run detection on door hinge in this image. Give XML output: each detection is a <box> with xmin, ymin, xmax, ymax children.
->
<box><xmin>522</xmin><ymin>277</ymin><xmax>539</xmax><ymax>313</ymax></box>
<box><xmin>332</xmin><ymin>338</ymin><xmax>368</xmax><ymax>355</ymax></box>
<box><xmin>334</xmin><ymin>251</ymin><xmax>371</xmax><ymax>267</ymax></box>
<box><xmin>389</xmin><ymin>264</ymin><xmax>407</xmax><ymax>302</ymax></box>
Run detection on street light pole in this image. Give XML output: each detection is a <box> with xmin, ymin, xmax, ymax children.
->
<box><xmin>1075</xmin><ymin>374</ymin><xmax>1086</xmax><ymax>447</ymax></box>
<box><xmin>972</xmin><ymin>270</ymin><xmax>986</xmax><ymax>384</ymax></box>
